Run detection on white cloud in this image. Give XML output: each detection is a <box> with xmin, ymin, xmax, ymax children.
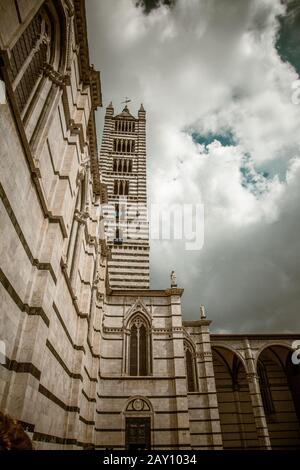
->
<box><xmin>87</xmin><ymin>0</ymin><xmax>300</xmax><ymax>332</ymax></box>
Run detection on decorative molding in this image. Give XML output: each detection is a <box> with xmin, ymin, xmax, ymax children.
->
<box><xmin>153</xmin><ymin>326</ymin><xmax>183</xmax><ymax>335</ymax></box>
<box><xmin>196</xmin><ymin>351</ymin><xmax>213</xmax><ymax>360</ymax></box>
<box><xmin>74</xmin><ymin>209</ymin><xmax>89</xmax><ymax>225</ymax></box>
<box><xmin>126</xmin><ymin>398</ymin><xmax>151</xmax><ymax>412</ymax></box>
<box><xmin>103</xmin><ymin>326</ymin><xmax>123</xmax><ymax>334</ymax></box>
<box><xmin>43</xmin><ymin>63</ymin><xmax>71</xmax><ymax>87</ymax></box>
<box><xmin>124</xmin><ymin>297</ymin><xmax>151</xmax><ymax>325</ymax></box>
<box><xmin>246</xmin><ymin>372</ymin><xmax>259</xmax><ymax>383</ymax></box>
<box><xmin>164</xmin><ymin>287</ymin><xmax>184</xmax><ymax>297</ymax></box>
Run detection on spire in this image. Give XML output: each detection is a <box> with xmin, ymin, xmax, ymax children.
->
<box><xmin>105</xmin><ymin>101</ymin><xmax>114</xmax><ymax>117</ymax></box>
<box><xmin>138</xmin><ymin>103</ymin><xmax>146</xmax><ymax>120</ymax></box>
<box><xmin>115</xmin><ymin>105</ymin><xmax>135</xmax><ymax>120</ymax></box>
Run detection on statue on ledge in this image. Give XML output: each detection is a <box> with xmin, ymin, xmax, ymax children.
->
<box><xmin>170</xmin><ymin>270</ymin><xmax>177</xmax><ymax>287</ymax></box>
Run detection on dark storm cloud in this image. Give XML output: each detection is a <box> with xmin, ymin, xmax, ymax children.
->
<box><xmin>86</xmin><ymin>0</ymin><xmax>300</xmax><ymax>333</ymax></box>
<box><xmin>135</xmin><ymin>0</ymin><xmax>175</xmax><ymax>15</ymax></box>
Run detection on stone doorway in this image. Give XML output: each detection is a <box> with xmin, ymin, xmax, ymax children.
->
<box><xmin>125</xmin><ymin>417</ymin><xmax>151</xmax><ymax>450</ymax></box>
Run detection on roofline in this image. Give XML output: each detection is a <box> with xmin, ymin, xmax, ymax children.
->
<box><xmin>106</xmin><ymin>287</ymin><xmax>184</xmax><ymax>297</ymax></box>
<box><xmin>210</xmin><ymin>333</ymin><xmax>300</xmax><ymax>339</ymax></box>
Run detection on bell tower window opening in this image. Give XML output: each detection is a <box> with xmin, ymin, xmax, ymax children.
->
<box><xmin>115</xmin><ymin>120</ymin><xmax>136</xmax><ymax>133</ymax></box>
<box><xmin>113</xmin><ymin>179</ymin><xmax>129</xmax><ymax>196</ymax></box>
<box><xmin>113</xmin><ymin>139</ymin><xmax>136</xmax><ymax>154</ymax></box>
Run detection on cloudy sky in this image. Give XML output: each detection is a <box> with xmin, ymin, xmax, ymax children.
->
<box><xmin>86</xmin><ymin>0</ymin><xmax>300</xmax><ymax>333</ymax></box>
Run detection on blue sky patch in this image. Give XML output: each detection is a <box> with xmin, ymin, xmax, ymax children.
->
<box><xmin>191</xmin><ymin>130</ymin><xmax>236</xmax><ymax>148</ymax></box>
<box><xmin>240</xmin><ymin>156</ymin><xmax>271</xmax><ymax>196</ymax></box>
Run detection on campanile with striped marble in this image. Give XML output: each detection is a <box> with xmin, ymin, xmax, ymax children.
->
<box><xmin>99</xmin><ymin>102</ymin><xmax>150</xmax><ymax>289</ymax></box>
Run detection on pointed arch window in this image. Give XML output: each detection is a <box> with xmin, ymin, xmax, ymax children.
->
<box><xmin>129</xmin><ymin>316</ymin><xmax>151</xmax><ymax>376</ymax></box>
<box><xmin>184</xmin><ymin>341</ymin><xmax>198</xmax><ymax>392</ymax></box>
<box><xmin>9</xmin><ymin>6</ymin><xmax>53</xmax><ymax>115</ymax></box>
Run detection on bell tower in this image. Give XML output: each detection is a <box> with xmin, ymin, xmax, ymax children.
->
<box><xmin>99</xmin><ymin>102</ymin><xmax>150</xmax><ymax>289</ymax></box>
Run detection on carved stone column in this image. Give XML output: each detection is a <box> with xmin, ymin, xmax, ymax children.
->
<box><xmin>70</xmin><ymin>210</ymin><xmax>88</xmax><ymax>293</ymax></box>
<box><xmin>196</xmin><ymin>306</ymin><xmax>223</xmax><ymax>449</ymax></box>
<box><xmin>243</xmin><ymin>338</ymin><xmax>271</xmax><ymax>449</ymax></box>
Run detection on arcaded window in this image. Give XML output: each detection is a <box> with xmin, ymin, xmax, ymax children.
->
<box><xmin>9</xmin><ymin>6</ymin><xmax>52</xmax><ymax>114</ymax></box>
<box><xmin>113</xmin><ymin>179</ymin><xmax>129</xmax><ymax>196</ymax></box>
<box><xmin>184</xmin><ymin>342</ymin><xmax>198</xmax><ymax>392</ymax></box>
<box><xmin>113</xmin><ymin>139</ymin><xmax>136</xmax><ymax>154</ymax></box>
<box><xmin>129</xmin><ymin>316</ymin><xmax>150</xmax><ymax>376</ymax></box>
<box><xmin>115</xmin><ymin>120</ymin><xmax>135</xmax><ymax>133</ymax></box>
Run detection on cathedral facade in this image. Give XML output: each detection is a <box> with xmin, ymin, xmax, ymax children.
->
<box><xmin>0</xmin><ymin>0</ymin><xmax>299</xmax><ymax>451</ymax></box>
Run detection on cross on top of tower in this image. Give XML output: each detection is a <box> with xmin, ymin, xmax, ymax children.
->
<box><xmin>121</xmin><ymin>97</ymin><xmax>131</xmax><ymax>106</ymax></box>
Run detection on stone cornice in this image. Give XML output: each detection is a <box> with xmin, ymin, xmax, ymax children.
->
<box><xmin>73</xmin><ymin>0</ymin><xmax>102</xmax><ymax>196</ymax></box>
<box><xmin>106</xmin><ymin>288</ymin><xmax>184</xmax><ymax>298</ymax></box>
<box><xmin>210</xmin><ymin>333</ymin><xmax>300</xmax><ymax>340</ymax></box>
<box><xmin>164</xmin><ymin>287</ymin><xmax>184</xmax><ymax>297</ymax></box>
<box><xmin>102</xmin><ymin>326</ymin><xmax>184</xmax><ymax>335</ymax></box>
<box><xmin>183</xmin><ymin>320</ymin><xmax>212</xmax><ymax>327</ymax></box>
<box><xmin>73</xmin><ymin>0</ymin><xmax>102</xmax><ymax>107</ymax></box>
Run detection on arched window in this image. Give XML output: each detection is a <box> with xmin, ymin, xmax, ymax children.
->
<box><xmin>125</xmin><ymin>181</ymin><xmax>129</xmax><ymax>195</ymax></box>
<box><xmin>129</xmin><ymin>316</ymin><xmax>150</xmax><ymax>376</ymax></box>
<box><xmin>9</xmin><ymin>6</ymin><xmax>53</xmax><ymax>115</ymax></box>
<box><xmin>114</xmin><ymin>180</ymin><xmax>118</xmax><ymax>195</ymax></box>
<box><xmin>184</xmin><ymin>341</ymin><xmax>198</xmax><ymax>392</ymax></box>
<box><xmin>258</xmin><ymin>360</ymin><xmax>275</xmax><ymax>417</ymax></box>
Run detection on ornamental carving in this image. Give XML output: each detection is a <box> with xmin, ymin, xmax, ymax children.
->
<box><xmin>74</xmin><ymin>209</ymin><xmax>89</xmax><ymax>225</ymax></box>
<box><xmin>43</xmin><ymin>63</ymin><xmax>70</xmax><ymax>87</ymax></box>
<box><xmin>126</xmin><ymin>398</ymin><xmax>151</xmax><ymax>412</ymax></box>
<box><xmin>196</xmin><ymin>351</ymin><xmax>213</xmax><ymax>360</ymax></box>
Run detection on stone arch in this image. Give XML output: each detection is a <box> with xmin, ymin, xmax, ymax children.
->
<box><xmin>123</xmin><ymin>396</ymin><xmax>153</xmax><ymax>413</ymax></box>
<box><xmin>123</xmin><ymin>396</ymin><xmax>153</xmax><ymax>450</ymax></box>
<box><xmin>254</xmin><ymin>341</ymin><xmax>294</xmax><ymax>368</ymax></box>
<box><xmin>257</xmin><ymin>345</ymin><xmax>300</xmax><ymax>449</ymax></box>
<box><xmin>212</xmin><ymin>346</ymin><xmax>259</xmax><ymax>449</ymax></box>
<box><xmin>124</xmin><ymin>299</ymin><xmax>152</xmax><ymax>328</ymax></box>
<box><xmin>212</xmin><ymin>342</ymin><xmax>248</xmax><ymax>372</ymax></box>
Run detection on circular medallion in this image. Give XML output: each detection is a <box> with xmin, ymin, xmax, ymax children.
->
<box><xmin>133</xmin><ymin>399</ymin><xmax>144</xmax><ymax>411</ymax></box>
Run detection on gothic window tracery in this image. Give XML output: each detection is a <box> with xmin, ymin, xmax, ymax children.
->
<box><xmin>9</xmin><ymin>6</ymin><xmax>53</xmax><ymax>114</ymax></box>
<box><xmin>129</xmin><ymin>316</ymin><xmax>150</xmax><ymax>376</ymax></box>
